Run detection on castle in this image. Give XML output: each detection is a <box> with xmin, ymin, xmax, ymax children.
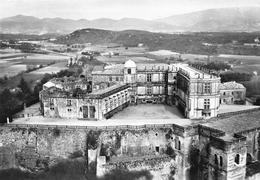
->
<box><xmin>1</xmin><ymin>60</ymin><xmax>255</xmax><ymax>180</ymax></box>
<box><xmin>40</xmin><ymin>60</ymin><xmax>240</xmax><ymax>120</ymax></box>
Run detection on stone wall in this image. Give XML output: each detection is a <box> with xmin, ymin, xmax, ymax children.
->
<box><xmin>0</xmin><ymin>124</ymin><xmax>190</xmax><ymax>179</ymax></box>
<box><xmin>0</xmin><ymin>125</ymin><xmax>88</xmax><ymax>172</ymax></box>
<box><xmin>1</xmin><ymin>122</ymin><xmax>259</xmax><ymax>180</ymax></box>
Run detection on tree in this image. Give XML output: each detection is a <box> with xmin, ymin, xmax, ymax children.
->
<box><xmin>17</xmin><ymin>77</ymin><xmax>31</xmax><ymax>100</ymax></box>
<box><xmin>0</xmin><ymin>88</ymin><xmax>18</xmax><ymax>123</ymax></box>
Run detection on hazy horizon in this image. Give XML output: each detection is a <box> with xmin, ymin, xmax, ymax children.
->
<box><xmin>1</xmin><ymin>0</ymin><xmax>260</xmax><ymax>20</ymax></box>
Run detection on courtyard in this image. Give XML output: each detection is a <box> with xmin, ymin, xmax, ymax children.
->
<box><xmin>111</xmin><ymin>104</ymin><xmax>184</xmax><ymax>119</ymax></box>
<box><xmin>11</xmin><ymin>104</ymin><xmax>191</xmax><ymax>126</ymax></box>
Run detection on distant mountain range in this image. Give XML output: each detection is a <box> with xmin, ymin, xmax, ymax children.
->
<box><xmin>2</xmin><ymin>7</ymin><xmax>260</xmax><ymax>34</ymax></box>
<box><xmin>0</xmin><ymin>15</ymin><xmax>180</xmax><ymax>34</ymax></box>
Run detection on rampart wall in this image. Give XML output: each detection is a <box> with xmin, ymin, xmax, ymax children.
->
<box><xmin>0</xmin><ymin>123</ymin><xmax>195</xmax><ymax>180</ymax></box>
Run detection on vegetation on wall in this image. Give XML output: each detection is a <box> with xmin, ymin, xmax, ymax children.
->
<box><xmin>87</xmin><ymin>130</ymin><xmax>101</xmax><ymax>150</ymax></box>
<box><xmin>52</xmin><ymin>128</ymin><xmax>61</xmax><ymax>138</ymax></box>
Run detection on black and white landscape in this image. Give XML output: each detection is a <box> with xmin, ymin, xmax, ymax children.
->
<box><xmin>2</xmin><ymin>7</ymin><xmax>260</xmax><ymax>34</ymax></box>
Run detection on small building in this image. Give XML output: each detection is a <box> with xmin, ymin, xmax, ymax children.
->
<box><xmin>219</xmin><ymin>81</ymin><xmax>246</xmax><ymax>105</ymax></box>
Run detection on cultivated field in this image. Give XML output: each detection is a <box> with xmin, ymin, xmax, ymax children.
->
<box><xmin>232</xmin><ymin>64</ymin><xmax>260</xmax><ymax>74</ymax></box>
<box><xmin>31</xmin><ymin>61</ymin><xmax>68</xmax><ymax>74</ymax></box>
<box><xmin>0</xmin><ymin>52</ymin><xmax>70</xmax><ymax>78</ymax></box>
<box><xmin>97</xmin><ymin>55</ymin><xmax>156</xmax><ymax>64</ymax></box>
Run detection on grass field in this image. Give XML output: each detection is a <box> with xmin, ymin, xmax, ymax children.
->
<box><xmin>211</xmin><ymin>54</ymin><xmax>260</xmax><ymax>64</ymax></box>
<box><xmin>0</xmin><ymin>53</ymin><xmax>30</xmax><ymax>59</ymax></box>
<box><xmin>233</xmin><ymin>64</ymin><xmax>260</xmax><ymax>74</ymax></box>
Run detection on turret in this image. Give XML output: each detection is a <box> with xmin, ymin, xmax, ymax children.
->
<box><xmin>124</xmin><ymin>59</ymin><xmax>136</xmax><ymax>84</ymax></box>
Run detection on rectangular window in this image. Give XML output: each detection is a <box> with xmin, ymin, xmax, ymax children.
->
<box><xmin>147</xmin><ymin>74</ymin><xmax>152</xmax><ymax>82</ymax></box>
<box><xmin>204</xmin><ymin>83</ymin><xmax>211</xmax><ymax>93</ymax></box>
<box><xmin>118</xmin><ymin>96</ymin><xmax>121</xmax><ymax>105</ymax></box>
<box><xmin>89</xmin><ymin>106</ymin><xmax>95</xmax><ymax>118</ymax></box>
<box><xmin>116</xmin><ymin>77</ymin><xmax>119</xmax><ymax>81</ymax></box>
<box><xmin>147</xmin><ymin>87</ymin><xmax>152</xmax><ymax>95</ymax></box>
<box><xmin>125</xmin><ymin>94</ymin><xmax>128</xmax><ymax>102</ymax></box>
<box><xmin>67</xmin><ymin>99</ymin><xmax>71</xmax><ymax>106</ymax></box>
<box><xmin>105</xmin><ymin>101</ymin><xmax>109</xmax><ymax>112</ymax></box>
<box><xmin>110</xmin><ymin>100</ymin><xmax>113</xmax><ymax>109</ymax></box>
<box><xmin>114</xmin><ymin>98</ymin><xmax>117</xmax><ymax>107</ymax></box>
<box><xmin>109</xmin><ymin>76</ymin><xmax>112</xmax><ymax>81</ymax></box>
<box><xmin>204</xmin><ymin>99</ymin><xmax>210</xmax><ymax>109</ymax></box>
<box><xmin>50</xmin><ymin>98</ymin><xmax>54</xmax><ymax>105</ymax></box>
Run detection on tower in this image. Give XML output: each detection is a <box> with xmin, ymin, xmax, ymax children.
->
<box><xmin>124</xmin><ymin>59</ymin><xmax>137</xmax><ymax>104</ymax></box>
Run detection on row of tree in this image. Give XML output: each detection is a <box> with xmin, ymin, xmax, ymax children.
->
<box><xmin>220</xmin><ymin>72</ymin><xmax>253</xmax><ymax>83</ymax></box>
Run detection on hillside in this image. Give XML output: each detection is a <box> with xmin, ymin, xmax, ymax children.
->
<box><xmin>56</xmin><ymin>28</ymin><xmax>260</xmax><ymax>55</ymax></box>
<box><xmin>155</xmin><ymin>7</ymin><xmax>260</xmax><ymax>32</ymax></box>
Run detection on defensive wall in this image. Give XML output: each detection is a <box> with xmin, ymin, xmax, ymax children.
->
<box><xmin>1</xmin><ymin>111</ymin><xmax>260</xmax><ymax>180</ymax></box>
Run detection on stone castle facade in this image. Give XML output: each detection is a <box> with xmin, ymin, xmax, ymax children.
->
<box><xmin>40</xmin><ymin>60</ymin><xmax>239</xmax><ymax>120</ymax></box>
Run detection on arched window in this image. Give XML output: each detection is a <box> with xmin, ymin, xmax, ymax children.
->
<box><xmin>214</xmin><ymin>154</ymin><xmax>218</xmax><ymax>165</ymax></box>
<box><xmin>127</xmin><ymin>69</ymin><xmax>131</xmax><ymax>74</ymax></box>
<box><xmin>220</xmin><ymin>156</ymin><xmax>223</xmax><ymax>167</ymax></box>
<box><xmin>235</xmin><ymin>154</ymin><xmax>240</xmax><ymax>164</ymax></box>
<box><xmin>178</xmin><ymin>140</ymin><xmax>181</xmax><ymax>150</ymax></box>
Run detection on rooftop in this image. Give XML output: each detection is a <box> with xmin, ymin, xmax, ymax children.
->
<box><xmin>92</xmin><ymin>64</ymin><xmax>124</xmax><ymax>75</ymax></box>
<box><xmin>220</xmin><ymin>81</ymin><xmax>245</xmax><ymax>90</ymax></box>
<box><xmin>202</xmin><ymin>106</ymin><xmax>260</xmax><ymax>135</ymax></box>
<box><xmin>90</xmin><ymin>84</ymin><xmax>129</xmax><ymax>98</ymax></box>
<box><xmin>136</xmin><ymin>63</ymin><xmax>175</xmax><ymax>72</ymax></box>
<box><xmin>179</xmin><ymin>66</ymin><xmax>215</xmax><ymax>79</ymax></box>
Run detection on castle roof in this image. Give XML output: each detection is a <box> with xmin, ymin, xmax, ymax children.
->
<box><xmin>124</xmin><ymin>59</ymin><xmax>136</xmax><ymax>68</ymax></box>
<box><xmin>137</xmin><ymin>63</ymin><xmax>172</xmax><ymax>71</ymax></box>
<box><xmin>92</xmin><ymin>64</ymin><xmax>124</xmax><ymax>75</ymax></box>
<box><xmin>220</xmin><ymin>81</ymin><xmax>245</xmax><ymax>90</ymax></box>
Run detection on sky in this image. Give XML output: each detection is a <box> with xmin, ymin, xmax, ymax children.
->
<box><xmin>1</xmin><ymin>0</ymin><xmax>260</xmax><ymax>20</ymax></box>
